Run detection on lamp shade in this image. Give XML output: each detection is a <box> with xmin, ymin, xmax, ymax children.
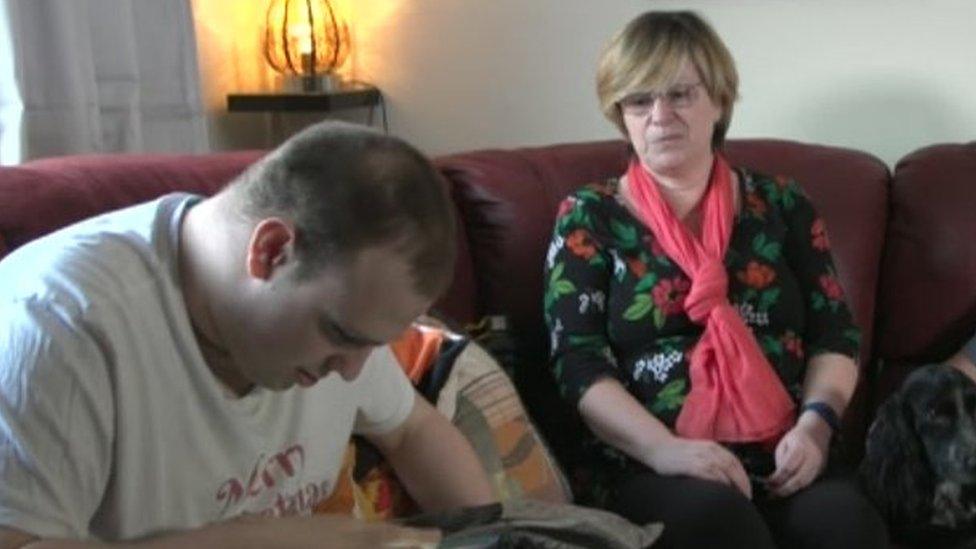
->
<box><xmin>263</xmin><ymin>0</ymin><xmax>349</xmax><ymax>80</ymax></box>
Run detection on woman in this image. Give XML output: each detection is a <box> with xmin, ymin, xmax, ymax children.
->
<box><xmin>543</xmin><ymin>11</ymin><xmax>888</xmax><ymax>548</ymax></box>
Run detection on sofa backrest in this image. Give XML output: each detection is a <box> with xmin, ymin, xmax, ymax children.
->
<box><xmin>435</xmin><ymin>138</ymin><xmax>890</xmax><ymax>456</ymax></box>
<box><xmin>433</xmin><ymin>140</ymin><xmax>631</xmax><ymax>344</ymax></box>
<box><xmin>0</xmin><ymin>152</ymin><xmax>264</xmax><ymax>260</ymax></box>
<box><xmin>872</xmin><ymin>142</ymin><xmax>976</xmax><ymax>399</ymax></box>
<box><xmin>0</xmin><ymin>139</ymin><xmax>899</xmax><ymax>459</ymax></box>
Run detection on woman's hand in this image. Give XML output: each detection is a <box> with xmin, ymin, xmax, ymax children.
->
<box><xmin>646</xmin><ymin>435</ymin><xmax>752</xmax><ymax>499</ymax></box>
<box><xmin>577</xmin><ymin>378</ymin><xmax>750</xmax><ymax>499</ymax></box>
<box><xmin>766</xmin><ymin>413</ymin><xmax>831</xmax><ymax>498</ymax></box>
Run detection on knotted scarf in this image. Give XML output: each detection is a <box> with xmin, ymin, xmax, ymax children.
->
<box><xmin>626</xmin><ymin>154</ymin><xmax>794</xmax><ymax>443</ymax></box>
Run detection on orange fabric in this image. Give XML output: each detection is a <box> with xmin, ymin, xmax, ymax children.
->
<box><xmin>627</xmin><ymin>155</ymin><xmax>794</xmax><ymax>442</ymax></box>
<box><xmin>389</xmin><ymin>325</ymin><xmax>445</xmax><ymax>383</ymax></box>
<box><xmin>314</xmin><ymin>320</ymin><xmax>571</xmax><ymax>519</ymax></box>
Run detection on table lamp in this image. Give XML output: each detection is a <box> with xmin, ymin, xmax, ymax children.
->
<box><xmin>262</xmin><ymin>0</ymin><xmax>349</xmax><ymax>92</ymax></box>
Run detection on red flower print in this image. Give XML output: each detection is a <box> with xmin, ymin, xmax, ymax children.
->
<box><xmin>774</xmin><ymin>175</ymin><xmax>791</xmax><ymax>188</ymax></box>
<box><xmin>746</xmin><ymin>193</ymin><xmax>767</xmax><ymax>217</ymax></box>
<box><xmin>626</xmin><ymin>256</ymin><xmax>647</xmax><ymax>278</ymax></box>
<box><xmin>736</xmin><ymin>261</ymin><xmax>776</xmax><ymax>289</ymax></box>
<box><xmin>811</xmin><ymin>218</ymin><xmax>830</xmax><ymax>251</ymax></box>
<box><xmin>652</xmin><ymin>277</ymin><xmax>690</xmax><ymax>315</ymax></box>
<box><xmin>566</xmin><ymin>229</ymin><xmax>597</xmax><ymax>260</ymax></box>
<box><xmin>782</xmin><ymin>331</ymin><xmax>804</xmax><ymax>359</ymax></box>
<box><xmin>819</xmin><ymin>274</ymin><xmax>844</xmax><ymax>301</ymax></box>
<box><xmin>556</xmin><ymin>197</ymin><xmax>576</xmax><ymax>219</ymax></box>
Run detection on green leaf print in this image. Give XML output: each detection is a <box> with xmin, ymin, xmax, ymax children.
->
<box><xmin>550</xmin><ymin>261</ymin><xmax>565</xmax><ymax>282</ymax></box>
<box><xmin>572</xmin><ymin>209</ymin><xmax>592</xmax><ymax>230</ymax></box>
<box><xmin>544</xmin><ymin>262</ymin><xmax>577</xmax><ymax>310</ymax></box>
<box><xmin>761</xmin><ymin>335</ymin><xmax>784</xmax><ymax>357</ymax></box>
<box><xmin>652</xmin><ymin>307</ymin><xmax>666</xmax><ymax>329</ymax></box>
<box><xmin>843</xmin><ymin>328</ymin><xmax>862</xmax><ymax>346</ymax></box>
<box><xmin>758</xmin><ymin>287</ymin><xmax>781</xmax><ymax>312</ymax></box>
<box><xmin>633</xmin><ymin>272</ymin><xmax>659</xmax><ymax>293</ymax></box>
<box><xmin>657</xmin><ymin>335</ymin><xmax>685</xmax><ymax>354</ymax></box>
<box><xmin>554</xmin><ymin>280</ymin><xmax>575</xmax><ymax>294</ymax></box>
<box><xmin>576</xmin><ymin>187</ymin><xmax>602</xmax><ymax>203</ymax></box>
<box><xmin>781</xmin><ymin>183</ymin><xmax>797</xmax><ymax>210</ymax></box>
<box><xmin>651</xmin><ymin>379</ymin><xmax>687</xmax><ymax>414</ymax></box>
<box><xmin>765</xmin><ymin>184</ymin><xmax>781</xmax><ymax>207</ymax></box>
<box><xmin>610</xmin><ymin>218</ymin><xmax>639</xmax><ymax>249</ymax></box>
<box><xmin>752</xmin><ymin>233</ymin><xmax>782</xmax><ymax>262</ymax></box>
<box><xmin>811</xmin><ymin>291</ymin><xmax>827</xmax><ymax>311</ymax></box>
<box><xmin>624</xmin><ymin>294</ymin><xmax>653</xmax><ymax>321</ymax></box>
<box><xmin>589</xmin><ymin>254</ymin><xmax>607</xmax><ymax>268</ymax></box>
<box><xmin>556</xmin><ymin>203</ymin><xmax>592</xmax><ymax>233</ymax></box>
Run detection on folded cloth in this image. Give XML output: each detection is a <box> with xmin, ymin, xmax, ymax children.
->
<box><xmin>401</xmin><ymin>499</ymin><xmax>662</xmax><ymax>549</ymax></box>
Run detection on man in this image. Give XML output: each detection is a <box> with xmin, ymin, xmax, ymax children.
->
<box><xmin>0</xmin><ymin>122</ymin><xmax>495</xmax><ymax>547</ymax></box>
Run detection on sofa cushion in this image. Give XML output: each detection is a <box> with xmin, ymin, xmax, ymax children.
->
<box><xmin>0</xmin><ymin>152</ymin><xmax>263</xmax><ymax>260</ymax></box>
<box><xmin>435</xmin><ymin>140</ymin><xmax>631</xmax><ymax>331</ymax></box>
<box><xmin>874</xmin><ymin>142</ymin><xmax>976</xmax><ymax>400</ymax></box>
<box><xmin>315</xmin><ymin>319</ymin><xmax>570</xmax><ymax>520</ymax></box>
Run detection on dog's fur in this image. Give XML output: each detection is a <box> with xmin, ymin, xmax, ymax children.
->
<box><xmin>861</xmin><ymin>363</ymin><xmax>976</xmax><ymax>546</ymax></box>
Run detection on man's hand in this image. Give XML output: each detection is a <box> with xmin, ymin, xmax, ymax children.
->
<box><xmin>766</xmin><ymin>412</ymin><xmax>831</xmax><ymax>498</ymax></box>
<box><xmin>646</xmin><ymin>435</ymin><xmax>752</xmax><ymax>500</ymax></box>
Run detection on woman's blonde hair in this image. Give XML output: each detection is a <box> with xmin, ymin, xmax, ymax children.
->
<box><xmin>596</xmin><ymin>11</ymin><xmax>739</xmax><ymax>149</ymax></box>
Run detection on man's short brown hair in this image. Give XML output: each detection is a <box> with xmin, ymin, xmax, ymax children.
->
<box><xmin>228</xmin><ymin>121</ymin><xmax>456</xmax><ymax>299</ymax></box>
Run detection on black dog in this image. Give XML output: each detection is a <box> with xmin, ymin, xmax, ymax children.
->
<box><xmin>861</xmin><ymin>363</ymin><xmax>976</xmax><ymax>546</ymax></box>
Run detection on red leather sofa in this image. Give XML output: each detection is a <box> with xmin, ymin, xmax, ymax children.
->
<box><xmin>2</xmin><ymin>139</ymin><xmax>975</xmax><ymax>469</ymax></box>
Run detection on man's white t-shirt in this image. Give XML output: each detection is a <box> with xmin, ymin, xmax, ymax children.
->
<box><xmin>0</xmin><ymin>194</ymin><xmax>416</xmax><ymax>541</ymax></box>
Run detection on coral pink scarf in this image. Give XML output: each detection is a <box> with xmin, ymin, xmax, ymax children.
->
<box><xmin>627</xmin><ymin>154</ymin><xmax>794</xmax><ymax>442</ymax></box>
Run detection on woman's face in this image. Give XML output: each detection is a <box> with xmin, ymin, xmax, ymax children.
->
<box><xmin>620</xmin><ymin>60</ymin><xmax>723</xmax><ymax>178</ymax></box>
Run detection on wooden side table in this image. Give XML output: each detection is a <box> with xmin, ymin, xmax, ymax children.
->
<box><xmin>227</xmin><ymin>82</ymin><xmax>386</xmax><ymax>143</ymax></box>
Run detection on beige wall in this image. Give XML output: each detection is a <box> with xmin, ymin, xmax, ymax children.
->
<box><xmin>195</xmin><ymin>0</ymin><xmax>976</xmax><ymax>166</ymax></box>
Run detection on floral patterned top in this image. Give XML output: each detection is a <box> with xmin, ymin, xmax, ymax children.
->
<box><xmin>542</xmin><ymin>167</ymin><xmax>861</xmax><ymax>504</ymax></box>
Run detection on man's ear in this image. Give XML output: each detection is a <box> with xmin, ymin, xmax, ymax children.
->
<box><xmin>246</xmin><ymin>218</ymin><xmax>295</xmax><ymax>280</ymax></box>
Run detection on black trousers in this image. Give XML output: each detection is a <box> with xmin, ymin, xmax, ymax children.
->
<box><xmin>608</xmin><ymin>469</ymin><xmax>889</xmax><ymax>549</ymax></box>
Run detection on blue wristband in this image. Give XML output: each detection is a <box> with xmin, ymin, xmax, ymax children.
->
<box><xmin>800</xmin><ymin>401</ymin><xmax>840</xmax><ymax>433</ymax></box>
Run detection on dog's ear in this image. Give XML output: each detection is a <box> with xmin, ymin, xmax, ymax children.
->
<box><xmin>860</xmin><ymin>390</ymin><xmax>934</xmax><ymax>527</ymax></box>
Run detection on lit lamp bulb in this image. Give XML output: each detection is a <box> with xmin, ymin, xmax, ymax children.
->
<box><xmin>289</xmin><ymin>23</ymin><xmax>315</xmax><ymax>74</ymax></box>
<box><xmin>263</xmin><ymin>0</ymin><xmax>349</xmax><ymax>92</ymax></box>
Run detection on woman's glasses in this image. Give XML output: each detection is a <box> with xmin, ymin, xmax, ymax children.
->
<box><xmin>618</xmin><ymin>82</ymin><xmax>704</xmax><ymax>116</ymax></box>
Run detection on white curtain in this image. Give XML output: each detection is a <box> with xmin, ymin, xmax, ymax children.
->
<box><xmin>0</xmin><ymin>0</ymin><xmax>208</xmax><ymax>164</ymax></box>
